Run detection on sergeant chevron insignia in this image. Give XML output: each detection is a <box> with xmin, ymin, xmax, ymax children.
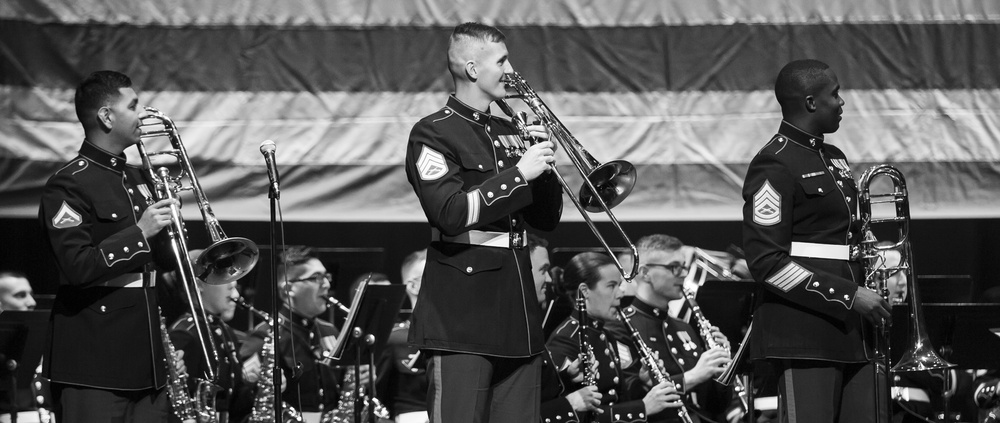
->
<box><xmin>52</xmin><ymin>201</ymin><xmax>82</xmax><ymax>229</ymax></box>
<box><xmin>753</xmin><ymin>180</ymin><xmax>781</xmax><ymax>226</ymax></box>
<box><xmin>417</xmin><ymin>145</ymin><xmax>447</xmax><ymax>181</ymax></box>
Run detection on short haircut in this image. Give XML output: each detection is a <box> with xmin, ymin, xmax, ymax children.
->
<box><xmin>774</xmin><ymin>59</ymin><xmax>831</xmax><ymax>112</ymax></box>
<box><xmin>635</xmin><ymin>234</ymin><xmax>684</xmax><ymax>258</ymax></box>
<box><xmin>400</xmin><ymin>249</ymin><xmax>427</xmax><ymax>279</ymax></box>
<box><xmin>0</xmin><ymin>270</ymin><xmax>27</xmax><ymax>280</ymax></box>
<box><xmin>447</xmin><ymin>22</ymin><xmax>506</xmax><ymax>79</ymax></box>
<box><xmin>74</xmin><ymin>70</ymin><xmax>133</xmax><ymax>131</ymax></box>
<box><xmin>556</xmin><ymin>252</ymin><xmax>616</xmax><ymax>299</ymax></box>
<box><xmin>526</xmin><ymin>233</ymin><xmax>549</xmax><ymax>254</ymax></box>
<box><xmin>277</xmin><ymin>245</ymin><xmax>318</xmax><ymax>283</ymax></box>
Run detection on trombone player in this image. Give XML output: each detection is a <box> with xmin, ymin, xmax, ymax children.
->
<box><xmin>404</xmin><ymin>22</ymin><xmax>562</xmax><ymax>422</ymax></box>
<box><xmin>740</xmin><ymin>59</ymin><xmax>892</xmax><ymax>423</ymax></box>
<box><xmin>38</xmin><ymin>70</ymin><xmax>180</xmax><ymax>422</ymax></box>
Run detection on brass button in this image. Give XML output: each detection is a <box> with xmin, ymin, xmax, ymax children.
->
<box><xmin>487</xmin><ymin>192</ymin><xmax>494</xmax><ymax>198</ymax></box>
<box><xmin>829</xmin><ymin>288</ymin><xmax>835</xmax><ymax>294</ymax></box>
<box><xmin>498</xmin><ymin>160</ymin><xmax>504</xmax><ymax>167</ymax></box>
<box><xmin>466</xmin><ymin>266</ymin><xmax>473</xmax><ymax>273</ymax></box>
<box><xmin>123</xmin><ymin>247</ymin><xmax>129</xmax><ymax>253</ymax></box>
<box><xmin>514</xmin><ymin>177</ymin><xmax>521</xmax><ymax>183</ymax></box>
<box><xmin>100</xmin><ymin>305</ymin><xmax>107</xmax><ymax>312</ymax></box>
<box><xmin>108</xmin><ymin>253</ymin><xmax>115</xmax><ymax>260</ymax></box>
<box><xmin>501</xmin><ymin>184</ymin><xmax>507</xmax><ymax>190</ymax></box>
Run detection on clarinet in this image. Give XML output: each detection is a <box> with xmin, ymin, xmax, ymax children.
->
<box><xmin>682</xmin><ymin>288</ymin><xmax>752</xmax><ymax>414</ymax></box>
<box><xmin>616</xmin><ymin>308</ymin><xmax>693</xmax><ymax>423</ymax></box>
<box><xmin>576</xmin><ymin>293</ymin><xmax>597</xmax><ymax>423</ymax></box>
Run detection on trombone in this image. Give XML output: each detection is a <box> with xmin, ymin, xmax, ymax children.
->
<box><xmin>137</xmin><ymin>107</ymin><xmax>261</xmax><ymax>384</ymax></box>
<box><xmin>858</xmin><ymin>164</ymin><xmax>955</xmax><ymax>420</ymax></box>
<box><xmin>500</xmin><ymin>72</ymin><xmax>639</xmax><ymax>281</ymax></box>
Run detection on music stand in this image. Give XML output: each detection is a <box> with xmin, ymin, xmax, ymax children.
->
<box><xmin>0</xmin><ymin>311</ymin><xmax>49</xmax><ymax>421</ymax></box>
<box><xmin>694</xmin><ymin>279</ymin><xmax>760</xmax><ymax>423</ymax></box>
<box><xmin>327</xmin><ymin>283</ymin><xmax>405</xmax><ymax>422</ymax></box>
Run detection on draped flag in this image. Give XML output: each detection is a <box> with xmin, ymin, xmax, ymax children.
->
<box><xmin>2</xmin><ymin>0</ymin><xmax>999</xmax><ymax>221</ymax></box>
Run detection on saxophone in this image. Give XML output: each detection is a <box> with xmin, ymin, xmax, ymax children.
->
<box><xmin>681</xmin><ymin>288</ymin><xmax>751</xmax><ymax>414</ymax></box>
<box><xmin>321</xmin><ymin>369</ymin><xmax>390</xmax><ymax>423</ymax></box>
<box><xmin>158</xmin><ymin>311</ymin><xmax>200</xmax><ymax>422</ymax></box>
<box><xmin>617</xmin><ymin>308</ymin><xmax>693</xmax><ymax>423</ymax></box>
<box><xmin>235</xmin><ymin>299</ymin><xmax>303</xmax><ymax>423</ymax></box>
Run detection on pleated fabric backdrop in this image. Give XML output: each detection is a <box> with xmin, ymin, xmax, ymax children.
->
<box><xmin>2</xmin><ymin>0</ymin><xmax>999</xmax><ymax>221</ymax></box>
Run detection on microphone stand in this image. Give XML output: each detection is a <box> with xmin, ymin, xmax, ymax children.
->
<box><xmin>268</xmin><ymin>174</ymin><xmax>281</xmax><ymax>422</ymax></box>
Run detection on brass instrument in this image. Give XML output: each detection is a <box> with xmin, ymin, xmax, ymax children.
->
<box><xmin>233</xmin><ymin>298</ymin><xmax>303</xmax><ymax>423</ymax></box>
<box><xmin>500</xmin><ymin>72</ymin><xmax>639</xmax><ymax>281</ymax></box>
<box><xmin>158</xmin><ymin>311</ymin><xmax>201</xmax><ymax>422</ymax></box>
<box><xmin>616</xmin><ymin>308</ymin><xmax>693</xmax><ymax>423</ymax></box>
<box><xmin>576</xmin><ymin>292</ymin><xmax>598</xmax><ymax>423</ymax></box>
<box><xmin>138</xmin><ymin>107</ymin><xmax>259</xmax><ymax>421</ymax></box>
<box><xmin>858</xmin><ymin>164</ymin><xmax>955</xmax><ymax>419</ymax></box>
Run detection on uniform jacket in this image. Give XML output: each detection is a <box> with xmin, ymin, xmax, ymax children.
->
<box><xmin>610</xmin><ymin>300</ymin><xmax>732</xmax><ymax>423</ymax></box>
<box><xmin>375</xmin><ymin>319</ymin><xmax>427</xmax><ymax>417</ymax></box>
<box><xmin>242</xmin><ymin>308</ymin><xmax>340</xmax><ymax>413</ymax></box>
<box><xmin>38</xmin><ymin>140</ymin><xmax>167</xmax><ymax>390</ymax></box>
<box><xmin>546</xmin><ymin>315</ymin><xmax>648</xmax><ymax>423</ymax></box>
<box><xmin>405</xmin><ymin>95</ymin><xmax>563</xmax><ymax>357</ymax></box>
<box><xmin>168</xmin><ymin>311</ymin><xmax>245</xmax><ymax>414</ymax></box>
<box><xmin>741</xmin><ymin>121</ymin><xmax>869</xmax><ymax>362</ymax></box>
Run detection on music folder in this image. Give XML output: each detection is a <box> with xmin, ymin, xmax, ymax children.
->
<box><xmin>326</xmin><ymin>283</ymin><xmax>405</xmax><ymax>363</ymax></box>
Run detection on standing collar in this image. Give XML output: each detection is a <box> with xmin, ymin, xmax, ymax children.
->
<box><xmin>777</xmin><ymin>120</ymin><xmax>825</xmax><ymax>150</ymax></box>
<box><xmin>79</xmin><ymin>139</ymin><xmax>128</xmax><ymax>173</ymax></box>
<box><xmin>631</xmin><ymin>297</ymin><xmax>670</xmax><ymax>321</ymax></box>
<box><xmin>446</xmin><ymin>95</ymin><xmax>495</xmax><ymax>126</ymax></box>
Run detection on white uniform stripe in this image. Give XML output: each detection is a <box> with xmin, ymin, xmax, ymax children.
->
<box><xmin>465</xmin><ymin>190</ymin><xmax>480</xmax><ymax>227</ymax></box>
<box><xmin>766</xmin><ymin>262</ymin><xmax>812</xmax><ymax>292</ymax></box>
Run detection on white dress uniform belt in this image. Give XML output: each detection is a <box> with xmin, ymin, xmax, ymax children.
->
<box><xmin>891</xmin><ymin>386</ymin><xmax>931</xmax><ymax>403</ymax></box>
<box><xmin>432</xmin><ymin>228</ymin><xmax>527</xmax><ymax>249</ymax></box>
<box><xmin>97</xmin><ymin>271</ymin><xmax>153</xmax><ymax>288</ymax></box>
<box><xmin>789</xmin><ymin>241</ymin><xmax>857</xmax><ymax>261</ymax></box>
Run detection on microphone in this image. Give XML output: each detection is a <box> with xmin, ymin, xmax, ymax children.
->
<box><xmin>259</xmin><ymin>140</ymin><xmax>280</xmax><ymax>199</ymax></box>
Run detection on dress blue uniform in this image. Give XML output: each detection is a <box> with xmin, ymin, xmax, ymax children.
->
<box><xmin>611</xmin><ymin>300</ymin><xmax>733</xmax><ymax>423</ymax></box>
<box><xmin>38</xmin><ymin>140</ymin><xmax>168</xmax><ymax>391</ymax></box>
<box><xmin>546</xmin><ymin>316</ymin><xmax>648</xmax><ymax>423</ymax></box>
<box><xmin>168</xmin><ymin>311</ymin><xmax>246</xmax><ymax>420</ymax></box>
<box><xmin>405</xmin><ymin>95</ymin><xmax>563</xmax><ymax>357</ymax></box>
<box><xmin>375</xmin><ymin>319</ymin><xmax>427</xmax><ymax>419</ymax></box>
<box><xmin>741</xmin><ymin>121</ymin><xmax>879</xmax><ymax>422</ymax></box>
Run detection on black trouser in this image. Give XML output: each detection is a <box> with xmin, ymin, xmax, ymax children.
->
<box><xmin>52</xmin><ymin>383</ymin><xmax>168</xmax><ymax>423</ymax></box>
<box><xmin>776</xmin><ymin>359</ymin><xmax>889</xmax><ymax>423</ymax></box>
<box><xmin>426</xmin><ymin>352</ymin><xmax>541</xmax><ymax>423</ymax></box>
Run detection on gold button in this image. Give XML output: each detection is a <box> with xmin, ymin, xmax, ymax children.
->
<box><xmin>128</xmin><ymin>188</ymin><xmax>134</xmax><ymax>194</ymax></box>
<box><xmin>501</xmin><ymin>184</ymin><xmax>507</xmax><ymax>190</ymax></box>
<box><xmin>78</xmin><ymin>160</ymin><xmax>85</xmax><ymax>166</ymax></box>
<box><xmin>498</xmin><ymin>160</ymin><xmax>504</xmax><ymax>167</ymax></box>
<box><xmin>123</xmin><ymin>247</ymin><xmax>129</xmax><ymax>253</ymax></box>
<box><xmin>111</xmin><ymin>213</ymin><xmax>118</xmax><ymax>218</ymax></box>
<box><xmin>829</xmin><ymin>288</ymin><xmax>835</xmax><ymax>294</ymax></box>
<box><xmin>813</xmin><ymin>282</ymin><xmax>820</xmax><ymax>287</ymax></box>
<box><xmin>817</xmin><ymin>188</ymin><xmax>823</xmax><ymax>193</ymax></box>
<box><xmin>487</xmin><ymin>192</ymin><xmax>494</xmax><ymax>198</ymax></box>
<box><xmin>478</xmin><ymin>164</ymin><xmax>483</xmax><ymax>169</ymax></box>
<box><xmin>133</xmin><ymin>206</ymin><xmax>139</xmax><ymax>212</ymax></box>
<box><xmin>108</xmin><ymin>253</ymin><xmax>114</xmax><ymax>260</ymax></box>
<box><xmin>494</xmin><ymin>141</ymin><xmax>501</xmax><ymax>147</ymax></box>
<box><xmin>466</xmin><ymin>266</ymin><xmax>473</xmax><ymax>273</ymax></box>
<box><xmin>100</xmin><ymin>305</ymin><xmax>107</xmax><ymax>312</ymax></box>
<box><xmin>138</xmin><ymin>242</ymin><xmax>144</xmax><ymax>247</ymax></box>
<box><xmin>844</xmin><ymin>295</ymin><xmax>850</xmax><ymax>301</ymax></box>
<box><xmin>514</xmin><ymin>177</ymin><xmax>521</xmax><ymax>183</ymax></box>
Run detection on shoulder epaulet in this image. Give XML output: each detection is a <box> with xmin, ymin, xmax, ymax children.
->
<box><xmin>54</xmin><ymin>156</ymin><xmax>89</xmax><ymax>176</ymax></box>
<box><xmin>169</xmin><ymin>314</ymin><xmax>197</xmax><ymax>333</ymax></box>
<box><xmin>621</xmin><ymin>305</ymin><xmax>637</xmax><ymax>318</ymax></box>
<box><xmin>427</xmin><ymin>107</ymin><xmax>455</xmax><ymax>123</ymax></box>
<box><xmin>554</xmin><ymin>317</ymin><xmax>580</xmax><ymax>338</ymax></box>
<box><xmin>757</xmin><ymin>134</ymin><xmax>791</xmax><ymax>156</ymax></box>
<box><xmin>391</xmin><ymin>320</ymin><xmax>410</xmax><ymax>332</ymax></box>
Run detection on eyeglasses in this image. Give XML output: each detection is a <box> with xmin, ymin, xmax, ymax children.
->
<box><xmin>288</xmin><ymin>273</ymin><xmax>332</xmax><ymax>284</ymax></box>
<box><xmin>644</xmin><ymin>262</ymin><xmax>689</xmax><ymax>277</ymax></box>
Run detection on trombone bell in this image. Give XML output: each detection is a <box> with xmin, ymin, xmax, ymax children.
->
<box><xmin>197</xmin><ymin>236</ymin><xmax>259</xmax><ymax>285</ymax></box>
<box><xmin>580</xmin><ymin>160</ymin><xmax>636</xmax><ymax>212</ymax></box>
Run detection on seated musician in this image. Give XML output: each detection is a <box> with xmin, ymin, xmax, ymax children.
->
<box><xmin>166</xmin><ymin>249</ymin><xmax>255</xmax><ymax>423</ymax></box>
<box><xmin>546</xmin><ymin>251</ymin><xmax>681</xmax><ymax>423</ymax></box>
<box><xmin>606</xmin><ymin>235</ymin><xmax>734</xmax><ymax>423</ymax></box>
<box><xmin>241</xmin><ymin>246</ymin><xmax>340</xmax><ymax>422</ymax></box>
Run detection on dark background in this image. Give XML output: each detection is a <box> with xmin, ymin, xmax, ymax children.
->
<box><xmin>4</xmin><ymin>216</ymin><xmax>996</xmax><ymax>307</ymax></box>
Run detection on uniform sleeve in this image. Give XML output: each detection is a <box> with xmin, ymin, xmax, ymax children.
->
<box><xmin>39</xmin><ymin>173</ymin><xmax>151</xmax><ymax>287</ymax></box>
<box><xmin>523</xmin><ymin>170</ymin><xmax>563</xmax><ymax>231</ymax></box>
<box><xmin>599</xmin><ymin>401</ymin><xmax>648</xmax><ymax>423</ymax></box>
<box><xmin>742</xmin><ymin>154</ymin><xmax>858</xmax><ymax>321</ymax></box>
<box><xmin>406</xmin><ymin>121</ymin><xmax>534</xmax><ymax>236</ymax></box>
<box><xmin>546</xmin><ymin>320</ymin><xmax>581</xmax><ymax>374</ymax></box>
<box><xmin>541</xmin><ymin>396</ymin><xmax>579</xmax><ymax>423</ymax></box>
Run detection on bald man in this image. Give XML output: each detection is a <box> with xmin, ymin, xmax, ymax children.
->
<box><xmin>404</xmin><ymin>22</ymin><xmax>563</xmax><ymax>422</ymax></box>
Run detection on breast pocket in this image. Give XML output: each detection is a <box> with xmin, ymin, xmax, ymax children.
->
<box><xmin>94</xmin><ymin>200</ymin><xmax>129</xmax><ymax>222</ymax></box>
<box><xmin>798</xmin><ymin>176</ymin><xmax>835</xmax><ymax>198</ymax></box>
<box><xmin>457</xmin><ymin>152</ymin><xmax>496</xmax><ymax>174</ymax></box>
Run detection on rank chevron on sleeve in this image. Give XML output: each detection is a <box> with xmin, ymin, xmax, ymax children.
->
<box><xmin>753</xmin><ymin>180</ymin><xmax>781</xmax><ymax>226</ymax></box>
<box><xmin>417</xmin><ymin>145</ymin><xmax>448</xmax><ymax>181</ymax></box>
